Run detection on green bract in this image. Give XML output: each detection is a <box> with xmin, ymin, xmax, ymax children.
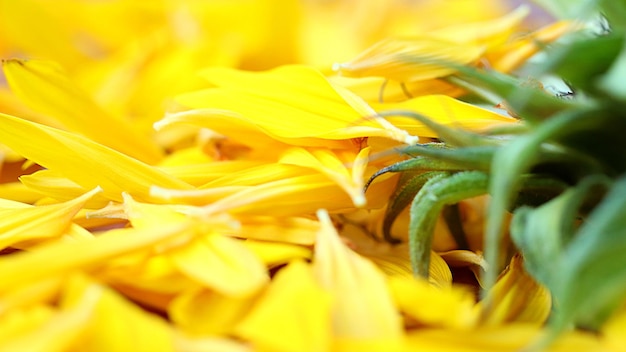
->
<box><xmin>368</xmin><ymin>0</ymin><xmax>626</xmax><ymax>347</ymax></box>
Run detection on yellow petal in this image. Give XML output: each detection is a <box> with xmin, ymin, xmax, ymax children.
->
<box><xmin>487</xmin><ymin>21</ymin><xmax>580</xmax><ymax>73</ymax></box>
<box><xmin>279</xmin><ymin>147</ymin><xmax>369</xmax><ymax>207</ymax></box>
<box><xmin>200</xmin><ymin>163</ymin><xmax>308</xmax><ymax>188</ymax></box>
<box><xmin>405</xmin><ymin>323</ymin><xmax>605</xmax><ymax>351</ymax></box>
<box><xmin>0</xmin><ymin>305</ymin><xmax>56</xmax><ymax>341</ymax></box>
<box><xmin>367</xmin><ymin>251</ymin><xmax>453</xmax><ymax>289</ymax></box>
<box><xmin>0</xmin><ymin>113</ymin><xmax>192</xmax><ymax>203</ymax></box>
<box><xmin>155</xmin><ymin>108</ymin><xmax>295</xmax><ymax>152</ymax></box>
<box><xmin>0</xmin><ymin>280</ymin><xmax>100</xmax><ymax>352</ymax></box>
<box><xmin>173</xmin><ymin>65</ymin><xmax>416</xmax><ymax>144</ymax></box>
<box><xmin>237</xmin><ymin>216</ymin><xmax>320</xmax><ymax>245</ymax></box>
<box><xmin>169</xmin><ymin>234</ymin><xmax>269</xmax><ymax>297</ymax></box>
<box><xmin>477</xmin><ymin>254</ymin><xmax>551</xmax><ymax>326</ymax></box>
<box><xmin>331</xmin><ymin>74</ymin><xmax>466</xmax><ymax>106</ymax></box>
<box><xmin>121</xmin><ymin>193</ymin><xmax>188</xmax><ymax>229</ymax></box>
<box><xmin>372</xmin><ymin>95</ymin><xmax>517</xmax><ymax>138</ymax></box>
<box><xmin>335</xmin><ymin>37</ymin><xmax>485</xmax><ymax>82</ymax></box>
<box><xmin>312</xmin><ymin>209</ymin><xmax>403</xmax><ymax>339</ymax></box>
<box><xmin>0</xmin><ymin>222</ymin><xmax>191</xmax><ymax>292</ymax></box>
<box><xmin>165</xmin><ymin>174</ymin><xmax>354</xmax><ymax>216</ymax></box>
<box><xmin>602</xmin><ymin>306</ymin><xmax>626</xmax><ymax>351</ymax></box>
<box><xmin>234</xmin><ymin>260</ymin><xmax>332</xmax><ymax>352</ymax></box>
<box><xmin>103</xmin><ymin>252</ymin><xmax>194</xmax><ymax>298</ymax></box>
<box><xmin>242</xmin><ymin>240</ymin><xmax>312</xmax><ymax>268</ymax></box>
<box><xmin>61</xmin><ymin>274</ymin><xmax>174</xmax><ymax>352</ymax></box>
<box><xmin>159</xmin><ymin>160</ymin><xmax>265</xmax><ymax>187</ymax></box>
<box><xmin>0</xmin><ymin>1</ymin><xmax>88</xmax><ymax>67</ymax></box>
<box><xmin>0</xmin><ymin>187</ymin><xmax>101</xmax><ymax>250</ymax></box>
<box><xmin>439</xmin><ymin>249</ymin><xmax>488</xmax><ymax>287</ymax></box>
<box><xmin>169</xmin><ymin>287</ymin><xmax>255</xmax><ymax>336</ymax></box>
<box><xmin>388</xmin><ymin>276</ymin><xmax>478</xmax><ymax>329</ymax></box>
<box><xmin>2</xmin><ymin>59</ymin><xmax>163</xmax><ymax>163</ymax></box>
<box><xmin>174</xmin><ymin>334</ymin><xmax>251</xmax><ymax>352</ymax></box>
<box><xmin>0</xmin><ymin>277</ymin><xmax>63</xmax><ymax>315</ymax></box>
<box><xmin>0</xmin><ymin>181</ymin><xmax>43</xmax><ymax>204</ymax></box>
<box><xmin>19</xmin><ymin>169</ymin><xmax>103</xmax><ymax>205</ymax></box>
<box><xmin>430</xmin><ymin>6</ymin><xmax>529</xmax><ymax>46</ymax></box>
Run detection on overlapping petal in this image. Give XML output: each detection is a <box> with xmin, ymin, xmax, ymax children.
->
<box><xmin>0</xmin><ymin>113</ymin><xmax>192</xmax><ymax>204</ymax></box>
<box><xmin>0</xmin><ymin>1</ymin><xmax>617</xmax><ymax>351</ymax></box>
<box><xmin>0</xmin><ymin>187</ymin><xmax>100</xmax><ymax>249</ymax></box>
<box><xmin>372</xmin><ymin>94</ymin><xmax>518</xmax><ymax>138</ymax></box>
<box><xmin>172</xmin><ymin>65</ymin><xmax>417</xmax><ymax>145</ymax></box>
<box><xmin>312</xmin><ymin>209</ymin><xmax>403</xmax><ymax>339</ymax></box>
<box><xmin>335</xmin><ymin>37</ymin><xmax>485</xmax><ymax>82</ymax></box>
<box><xmin>2</xmin><ymin>59</ymin><xmax>163</xmax><ymax>163</ymax></box>
<box><xmin>477</xmin><ymin>254</ymin><xmax>551</xmax><ymax>326</ymax></box>
<box><xmin>234</xmin><ymin>260</ymin><xmax>332</xmax><ymax>352</ymax></box>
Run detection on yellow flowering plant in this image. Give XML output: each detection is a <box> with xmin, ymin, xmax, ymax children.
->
<box><xmin>0</xmin><ymin>0</ymin><xmax>624</xmax><ymax>351</ymax></box>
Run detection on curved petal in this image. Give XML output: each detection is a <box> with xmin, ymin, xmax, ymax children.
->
<box><xmin>312</xmin><ymin>209</ymin><xmax>403</xmax><ymax>339</ymax></box>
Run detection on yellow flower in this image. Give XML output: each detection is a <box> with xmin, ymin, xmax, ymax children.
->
<box><xmin>0</xmin><ymin>1</ymin><xmax>616</xmax><ymax>351</ymax></box>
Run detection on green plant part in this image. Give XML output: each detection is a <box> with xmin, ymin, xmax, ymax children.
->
<box><xmin>367</xmin><ymin>4</ymin><xmax>626</xmax><ymax>347</ymax></box>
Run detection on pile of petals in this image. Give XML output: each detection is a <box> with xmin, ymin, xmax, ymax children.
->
<box><xmin>0</xmin><ymin>1</ymin><xmax>623</xmax><ymax>351</ymax></box>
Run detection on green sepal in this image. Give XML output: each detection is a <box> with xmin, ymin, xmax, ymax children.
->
<box><xmin>484</xmin><ymin>107</ymin><xmax>604</xmax><ymax>291</ymax></box>
<box><xmin>364</xmin><ymin>143</ymin><xmax>485</xmax><ymax>190</ymax></box>
<box><xmin>408</xmin><ymin>171</ymin><xmax>489</xmax><ymax>277</ymax></box>
<box><xmin>382</xmin><ymin>171</ymin><xmax>447</xmax><ymax>243</ymax></box>
<box><xmin>538</xmin><ymin>32</ymin><xmax>624</xmax><ymax>94</ymax></box>
<box><xmin>554</xmin><ymin>174</ymin><xmax>626</xmax><ymax>332</ymax></box>
<box><xmin>510</xmin><ymin>175</ymin><xmax>610</xmax><ymax>289</ymax></box>
<box><xmin>398</xmin><ymin>144</ymin><xmax>496</xmax><ymax>171</ymax></box>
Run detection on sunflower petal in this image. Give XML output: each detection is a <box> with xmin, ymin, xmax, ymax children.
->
<box><xmin>173</xmin><ymin>65</ymin><xmax>416</xmax><ymax>144</ymax></box>
<box><xmin>477</xmin><ymin>254</ymin><xmax>551</xmax><ymax>326</ymax></box>
<box><xmin>335</xmin><ymin>38</ymin><xmax>485</xmax><ymax>82</ymax></box>
<box><xmin>169</xmin><ymin>234</ymin><xmax>269</xmax><ymax>297</ymax></box>
<box><xmin>60</xmin><ymin>274</ymin><xmax>174</xmax><ymax>352</ymax></box>
<box><xmin>2</xmin><ymin>59</ymin><xmax>163</xmax><ymax>163</ymax></box>
<box><xmin>0</xmin><ymin>113</ymin><xmax>192</xmax><ymax>203</ymax></box>
<box><xmin>279</xmin><ymin>147</ymin><xmax>369</xmax><ymax>206</ymax></box>
<box><xmin>0</xmin><ymin>187</ymin><xmax>101</xmax><ymax>250</ymax></box>
<box><xmin>169</xmin><ymin>287</ymin><xmax>255</xmax><ymax>336</ymax></box>
<box><xmin>389</xmin><ymin>276</ymin><xmax>478</xmax><ymax>329</ymax></box>
<box><xmin>312</xmin><ymin>209</ymin><xmax>403</xmax><ymax>339</ymax></box>
<box><xmin>234</xmin><ymin>260</ymin><xmax>332</xmax><ymax>352</ymax></box>
<box><xmin>0</xmin><ymin>222</ymin><xmax>191</xmax><ymax>292</ymax></box>
<box><xmin>242</xmin><ymin>240</ymin><xmax>311</xmax><ymax>268</ymax></box>
<box><xmin>372</xmin><ymin>95</ymin><xmax>517</xmax><ymax>138</ymax></box>
<box><xmin>430</xmin><ymin>6</ymin><xmax>529</xmax><ymax>46</ymax></box>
